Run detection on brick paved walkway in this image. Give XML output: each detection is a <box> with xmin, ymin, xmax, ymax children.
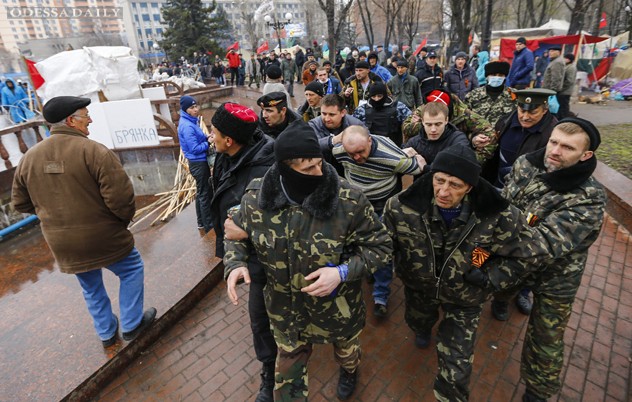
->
<box><xmin>96</xmin><ymin>214</ymin><xmax>632</xmax><ymax>401</ymax></box>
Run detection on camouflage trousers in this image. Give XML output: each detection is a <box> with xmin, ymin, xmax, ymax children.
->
<box><xmin>273</xmin><ymin>330</ymin><xmax>362</xmax><ymax>401</ymax></box>
<box><xmin>403</xmin><ymin>286</ymin><xmax>482</xmax><ymax>402</ymax></box>
<box><xmin>521</xmin><ymin>291</ymin><xmax>575</xmax><ymax>399</ymax></box>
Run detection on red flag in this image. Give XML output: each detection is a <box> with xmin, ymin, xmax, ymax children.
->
<box><xmin>599</xmin><ymin>12</ymin><xmax>607</xmax><ymax>29</ymax></box>
<box><xmin>226</xmin><ymin>41</ymin><xmax>239</xmax><ymax>51</ymax></box>
<box><xmin>413</xmin><ymin>38</ymin><xmax>428</xmax><ymax>56</ymax></box>
<box><xmin>257</xmin><ymin>41</ymin><xmax>269</xmax><ymax>54</ymax></box>
<box><xmin>25</xmin><ymin>58</ymin><xmax>45</xmax><ymax>89</ymax></box>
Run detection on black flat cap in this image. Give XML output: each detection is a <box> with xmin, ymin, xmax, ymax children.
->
<box><xmin>43</xmin><ymin>96</ymin><xmax>91</xmax><ymax>123</ymax></box>
<box><xmin>355</xmin><ymin>61</ymin><xmax>370</xmax><ymax>69</ymax></box>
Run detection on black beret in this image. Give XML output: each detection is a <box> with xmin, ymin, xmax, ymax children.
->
<box><xmin>355</xmin><ymin>61</ymin><xmax>370</xmax><ymax>69</ymax></box>
<box><xmin>258</xmin><ymin>92</ymin><xmax>287</xmax><ymax>108</ymax></box>
<box><xmin>484</xmin><ymin>61</ymin><xmax>510</xmax><ymax>77</ymax></box>
<box><xmin>557</xmin><ymin>117</ymin><xmax>601</xmax><ymax>151</ymax></box>
<box><xmin>549</xmin><ymin>45</ymin><xmax>562</xmax><ymax>51</ymax></box>
<box><xmin>274</xmin><ymin>120</ymin><xmax>322</xmax><ymax>162</ymax></box>
<box><xmin>396</xmin><ymin>59</ymin><xmax>409</xmax><ymax>67</ymax></box>
<box><xmin>266</xmin><ymin>65</ymin><xmax>282</xmax><ymax>79</ymax></box>
<box><xmin>305</xmin><ymin>81</ymin><xmax>325</xmax><ymax>97</ymax></box>
<box><xmin>43</xmin><ymin>96</ymin><xmax>91</xmax><ymax>123</ymax></box>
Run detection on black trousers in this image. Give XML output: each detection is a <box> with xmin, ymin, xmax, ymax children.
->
<box><xmin>188</xmin><ymin>161</ymin><xmax>213</xmax><ymax>232</ymax></box>
<box><xmin>249</xmin><ymin>280</ymin><xmax>278</xmax><ymax>364</ymax></box>
<box><xmin>556</xmin><ymin>94</ymin><xmax>571</xmax><ymax>119</ymax></box>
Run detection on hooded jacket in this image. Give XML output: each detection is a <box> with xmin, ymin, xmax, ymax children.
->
<box><xmin>177</xmin><ymin>110</ymin><xmax>209</xmax><ymax>162</ymax></box>
<box><xmin>224</xmin><ymin>161</ymin><xmax>392</xmax><ymax>345</ymax></box>
<box><xmin>383</xmin><ymin>172</ymin><xmax>550</xmax><ymax>305</ymax></box>
<box><xmin>501</xmin><ymin>150</ymin><xmax>606</xmax><ymax>297</ymax></box>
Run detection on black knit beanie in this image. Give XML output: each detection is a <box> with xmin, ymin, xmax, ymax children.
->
<box><xmin>305</xmin><ymin>81</ymin><xmax>325</xmax><ymax>97</ymax></box>
<box><xmin>557</xmin><ymin>117</ymin><xmax>601</xmax><ymax>151</ymax></box>
<box><xmin>431</xmin><ymin>144</ymin><xmax>481</xmax><ymax>186</ymax></box>
<box><xmin>274</xmin><ymin>120</ymin><xmax>322</xmax><ymax>162</ymax></box>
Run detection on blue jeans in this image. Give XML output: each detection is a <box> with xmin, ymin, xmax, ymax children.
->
<box><xmin>372</xmin><ymin>208</ymin><xmax>392</xmax><ymax>305</ymax></box>
<box><xmin>75</xmin><ymin>248</ymin><xmax>145</xmax><ymax>340</ymax></box>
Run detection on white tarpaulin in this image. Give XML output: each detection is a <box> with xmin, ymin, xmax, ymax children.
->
<box><xmin>35</xmin><ymin>46</ymin><xmax>142</xmax><ymax>102</ymax></box>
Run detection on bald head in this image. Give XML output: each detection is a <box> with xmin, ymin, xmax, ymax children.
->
<box><xmin>341</xmin><ymin>126</ymin><xmax>372</xmax><ymax>164</ymax></box>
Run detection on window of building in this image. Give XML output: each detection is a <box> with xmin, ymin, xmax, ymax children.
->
<box><xmin>140</xmin><ymin>2</ymin><xmax>147</xmax><ymax>8</ymax></box>
<box><xmin>150</xmin><ymin>2</ymin><xmax>157</xmax><ymax>7</ymax></box>
<box><xmin>145</xmin><ymin>28</ymin><xmax>152</xmax><ymax>36</ymax></box>
<box><xmin>153</xmin><ymin>14</ymin><xmax>160</xmax><ymax>21</ymax></box>
<box><xmin>142</xmin><ymin>14</ymin><xmax>150</xmax><ymax>21</ymax></box>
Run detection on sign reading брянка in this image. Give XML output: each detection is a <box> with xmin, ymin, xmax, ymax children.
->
<box><xmin>88</xmin><ymin>98</ymin><xmax>159</xmax><ymax>149</ymax></box>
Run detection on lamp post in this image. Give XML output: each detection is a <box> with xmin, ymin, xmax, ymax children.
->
<box><xmin>264</xmin><ymin>12</ymin><xmax>293</xmax><ymax>52</ymax></box>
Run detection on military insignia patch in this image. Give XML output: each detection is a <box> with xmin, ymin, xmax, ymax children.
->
<box><xmin>471</xmin><ymin>246</ymin><xmax>491</xmax><ymax>269</ymax></box>
<box><xmin>526</xmin><ymin>212</ymin><xmax>539</xmax><ymax>226</ymax></box>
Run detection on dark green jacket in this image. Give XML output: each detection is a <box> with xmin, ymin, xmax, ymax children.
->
<box><xmin>383</xmin><ymin>173</ymin><xmax>550</xmax><ymax>306</ymax></box>
<box><xmin>224</xmin><ymin>161</ymin><xmax>392</xmax><ymax>346</ymax></box>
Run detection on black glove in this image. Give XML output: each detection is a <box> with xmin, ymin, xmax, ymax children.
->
<box><xmin>464</xmin><ymin>268</ymin><xmax>490</xmax><ymax>289</ymax></box>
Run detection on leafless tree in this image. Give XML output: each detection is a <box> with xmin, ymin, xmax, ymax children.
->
<box><xmin>447</xmin><ymin>0</ymin><xmax>473</xmax><ymax>53</ymax></box>
<box><xmin>356</xmin><ymin>0</ymin><xmax>376</xmax><ymax>48</ymax></box>
<box><xmin>398</xmin><ymin>0</ymin><xmax>424</xmax><ymax>48</ymax></box>
<box><xmin>370</xmin><ymin>0</ymin><xmax>406</xmax><ymax>51</ymax></box>
<box><xmin>563</xmin><ymin>0</ymin><xmax>596</xmax><ymax>34</ymax></box>
<box><xmin>317</xmin><ymin>0</ymin><xmax>355</xmax><ymax>58</ymax></box>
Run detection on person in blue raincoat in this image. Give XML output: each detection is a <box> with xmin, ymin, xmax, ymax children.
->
<box><xmin>1</xmin><ymin>78</ymin><xmax>33</xmax><ymax>123</ymax></box>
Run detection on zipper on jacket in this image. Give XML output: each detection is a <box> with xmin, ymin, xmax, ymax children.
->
<box><xmin>434</xmin><ymin>218</ymin><xmax>477</xmax><ymax>299</ymax></box>
<box><xmin>421</xmin><ymin>216</ymin><xmax>438</xmax><ymax>286</ymax></box>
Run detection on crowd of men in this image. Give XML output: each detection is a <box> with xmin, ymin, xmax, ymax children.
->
<box><xmin>12</xmin><ymin>38</ymin><xmax>603</xmax><ymax>402</ymax></box>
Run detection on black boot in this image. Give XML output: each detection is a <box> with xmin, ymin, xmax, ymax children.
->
<box><xmin>491</xmin><ymin>299</ymin><xmax>509</xmax><ymax>321</ymax></box>
<box><xmin>336</xmin><ymin>367</ymin><xmax>358</xmax><ymax>400</ymax></box>
<box><xmin>255</xmin><ymin>362</ymin><xmax>275</xmax><ymax>402</ymax></box>
<box><xmin>523</xmin><ymin>389</ymin><xmax>547</xmax><ymax>402</ymax></box>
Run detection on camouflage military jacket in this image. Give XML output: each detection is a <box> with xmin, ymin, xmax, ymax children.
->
<box><xmin>464</xmin><ymin>86</ymin><xmax>516</xmax><ymax>129</ymax></box>
<box><xmin>401</xmin><ymin>93</ymin><xmax>495</xmax><ymax>162</ymax></box>
<box><xmin>224</xmin><ymin>162</ymin><xmax>392</xmax><ymax>346</ymax></box>
<box><xmin>383</xmin><ymin>173</ymin><xmax>550</xmax><ymax>306</ymax></box>
<box><xmin>501</xmin><ymin>150</ymin><xmax>606</xmax><ymax>297</ymax></box>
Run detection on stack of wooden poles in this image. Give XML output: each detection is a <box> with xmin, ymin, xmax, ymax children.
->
<box><xmin>130</xmin><ymin>116</ymin><xmax>212</xmax><ymax>229</ymax></box>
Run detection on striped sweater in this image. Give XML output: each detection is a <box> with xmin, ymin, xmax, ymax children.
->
<box><xmin>333</xmin><ymin>135</ymin><xmax>422</xmax><ymax>202</ymax></box>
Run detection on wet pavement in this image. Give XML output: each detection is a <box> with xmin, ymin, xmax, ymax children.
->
<box><xmin>0</xmin><ymin>204</ymin><xmax>220</xmax><ymax>401</ymax></box>
<box><xmin>91</xmin><ymin>214</ymin><xmax>632</xmax><ymax>402</ymax></box>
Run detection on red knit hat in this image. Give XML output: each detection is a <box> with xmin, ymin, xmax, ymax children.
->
<box><xmin>426</xmin><ymin>90</ymin><xmax>451</xmax><ymax>107</ymax></box>
<box><xmin>211</xmin><ymin>102</ymin><xmax>259</xmax><ymax>144</ymax></box>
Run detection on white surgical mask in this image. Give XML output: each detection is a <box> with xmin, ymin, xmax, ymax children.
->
<box><xmin>487</xmin><ymin>76</ymin><xmax>505</xmax><ymax>87</ymax></box>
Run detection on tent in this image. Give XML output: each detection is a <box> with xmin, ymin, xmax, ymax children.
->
<box><xmin>499</xmin><ymin>34</ymin><xmax>609</xmax><ymax>60</ymax></box>
<box><xmin>492</xmin><ymin>19</ymin><xmax>573</xmax><ymax>39</ymax></box>
<box><xmin>610</xmin><ymin>49</ymin><xmax>632</xmax><ymax>80</ymax></box>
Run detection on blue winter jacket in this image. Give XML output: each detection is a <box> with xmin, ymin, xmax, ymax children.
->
<box><xmin>178</xmin><ymin>111</ymin><xmax>209</xmax><ymax>162</ymax></box>
<box><xmin>1</xmin><ymin>78</ymin><xmax>30</xmax><ymax>123</ymax></box>
<box><xmin>507</xmin><ymin>47</ymin><xmax>534</xmax><ymax>87</ymax></box>
<box><xmin>371</xmin><ymin>65</ymin><xmax>393</xmax><ymax>83</ymax></box>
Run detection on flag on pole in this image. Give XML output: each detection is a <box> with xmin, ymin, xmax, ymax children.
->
<box><xmin>24</xmin><ymin>58</ymin><xmax>45</xmax><ymax>89</ymax></box>
<box><xmin>257</xmin><ymin>41</ymin><xmax>269</xmax><ymax>54</ymax></box>
<box><xmin>599</xmin><ymin>12</ymin><xmax>607</xmax><ymax>29</ymax></box>
<box><xmin>413</xmin><ymin>38</ymin><xmax>428</xmax><ymax>56</ymax></box>
<box><xmin>226</xmin><ymin>41</ymin><xmax>239</xmax><ymax>51</ymax></box>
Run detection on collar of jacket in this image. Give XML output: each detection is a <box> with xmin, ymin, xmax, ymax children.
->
<box><xmin>398</xmin><ymin>172</ymin><xmax>509</xmax><ymax>218</ymax></box>
<box><xmin>525</xmin><ymin>147</ymin><xmax>597</xmax><ymax>192</ymax></box>
<box><xmin>181</xmin><ymin>110</ymin><xmax>198</xmax><ymax>124</ymax></box>
<box><xmin>508</xmin><ymin>109</ymin><xmax>554</xmax><ymax>134</ymax></box>
<box><xmin>258</xmin><ymin>160</ymin><xmax>341</xmax><ymax>219</ymax></box>
<box><xmin>50</xmin><ymin>125</ymin><xmax>89</xmax><ymax>138</ymax></box>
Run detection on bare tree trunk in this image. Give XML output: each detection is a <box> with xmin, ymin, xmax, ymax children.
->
<box><xmin>318</xmin><ymin>0</ymin><xmax>354</xmax><ymax>59</ymax></box>
<box><xmin>357</xmin><ymin>0</ymin><xmax>375</xmax><ymax>49</ymax></box>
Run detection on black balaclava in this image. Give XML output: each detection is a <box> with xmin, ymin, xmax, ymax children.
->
<box><xmin>368</xmin><ymin>82</ymin><xmax>388</xmax><ymax>110</ymax></box>
<box><xmin>274</xmin><ymin>120</ymin><xmax>325</xmax><ymax>204</ymax></box>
